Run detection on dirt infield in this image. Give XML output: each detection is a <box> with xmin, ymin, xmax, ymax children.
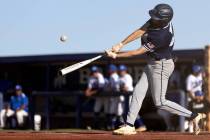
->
<box><xmin>0</xmin><ymin>130</ymin><xmax>210</xmax><ymax>140</ymax></box>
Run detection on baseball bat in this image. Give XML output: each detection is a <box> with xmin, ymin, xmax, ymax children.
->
<box><xmin>60</xmin><ymin>55</ymin><xmax>103</xmax><ymax>76</ymax></box>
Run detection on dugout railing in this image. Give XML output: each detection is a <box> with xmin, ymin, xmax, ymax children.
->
<box><xmin>30</xmin><ymin>90</ymin><xmax>186</xmax><ymax>131</ymax></box>
<box><xmin>30</xmin><ymin>91</ymin><xmax>132</xmax><ymax>129</ymax></box>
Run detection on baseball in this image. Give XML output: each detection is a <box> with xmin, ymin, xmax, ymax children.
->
<box><xmin>60</xmin><ymin>35</ymin><xmax>68</xmax><ymax>42</ymax></box>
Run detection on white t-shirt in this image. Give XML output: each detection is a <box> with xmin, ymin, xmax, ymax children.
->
<box><xmin>109</xmin><ymin>73</ymin><xmax>120</xmax><ymax>91</ymax></box>
<box><xmin>119</xmin><ymin>73</ymin><xmax>134</xmax><ymax>92</ymax></box>
<box><xmin>88</xmin><ymin>73</ymin><xmax>105</xmax><ymax>89</ymax></box>
<box><xmin>186</xmin><ymin>74</ymin><xmax>203</xmax><ymax>93</ymax></box>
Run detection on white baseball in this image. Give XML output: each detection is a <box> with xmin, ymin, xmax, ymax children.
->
<box><xmin>60</xmin><ymin>35</ymin><xmax>68</xmax><ymax>42</ymax></box>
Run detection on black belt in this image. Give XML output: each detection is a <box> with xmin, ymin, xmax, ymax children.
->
<box><xmin>147</xmin><ymin>52</ymin><xmax>174</xmax><ymax>61</ymax></box>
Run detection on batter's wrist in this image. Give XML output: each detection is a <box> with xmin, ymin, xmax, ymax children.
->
<box><xmin>115</xmin><ymin>53</ymin><xmax>118</xmax><ymax>58</ymax></box>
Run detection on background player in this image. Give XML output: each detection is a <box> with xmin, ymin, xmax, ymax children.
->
<box><xmin>186</xmin><ymin>65</ymin><xmax>205</xmax><ymax>132</ymax></box>
<box><xmin>188</xmin><ymin>91</ymin><xmax>209</xmax><ymax>132</ymax></box>
<box><xmin>0</xmin><ymin>85</ymin><xmax>28</xmax><ymax>128</ymax></box>
<box><xmin>118</xmin><ymin>64</ymin><xmax>147</xmax><ymax>132</ymax></box>
<box><xmin>106</xmin><ymin>3</ymin><xmax>204</xmax><ymax>135</ymax></box>
<box><xmin>107</xmin><ymin>64</ymin><xmax>120</xmax><ymax>130</ymax></box>
<box><xmin>186</xmin><ymin>65</ymin><xmax>203</xmax><ymax>102</ymax></box>
<box><xmin>85</xmin><ymin>66</ymin><xmax>109</xmax><ymax>129</ymax></box>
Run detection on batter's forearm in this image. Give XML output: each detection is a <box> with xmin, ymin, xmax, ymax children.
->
<box><xmin>111</xmin><ymin>27</ymin><xmax>147</xmax><ymax>53</ymax></box>
<box><xmin>117</xmin><ymin>47</ymin><xmax>147</xmax><ymax>58</ymax></box>
<box><xmin>117</xmin><ymin>51</ymin><xmax>139</xmax><ymax>58</ymax></box>
<box><xmin>121</xmin><ymin>29</ymin><xmax>146</xmax><ymax>46</ymax></box>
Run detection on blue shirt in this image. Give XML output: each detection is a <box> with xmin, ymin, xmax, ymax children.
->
<box><xmin>10</xmin><ymin>93</ymin><xmax>28</xmax><ymax>112</ymax></box>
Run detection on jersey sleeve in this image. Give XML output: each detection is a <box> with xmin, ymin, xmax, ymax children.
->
<box><xmin>139</xmin><ymin>19</ymin><xmax>151</xmax><ymax>31</ymax></box>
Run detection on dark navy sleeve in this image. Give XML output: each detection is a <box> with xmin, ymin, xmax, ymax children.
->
<box><xmin>139</xmin><ymin>19</ymin><xmax>151</xmax><ymax>31</ymax></box>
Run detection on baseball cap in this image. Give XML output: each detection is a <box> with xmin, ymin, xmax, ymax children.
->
<box><xmin>15</xmin><ymin>85</ymin><xmax>22</xmax><ymax>90</ymax></box>
<box><xmin>119</xmin><ymin>65</ymin><xmax>127</xmax><ymax>71</ymax></box>
<box><xmin>194</xmin><ymin>91</ymin><xmax>204</xmax><ymax>97</ymax></box>
<box><xmin>91</xmin><ymin>66</ymin><xmax>99</xmax><ymax>72</ymax></box>
<box><xmin>192</xmin><ymin>65</ymin><xmax>201</xmax><ymax>73</ymax></box>
<box><xmin>108</xmin><ymin>64</ymin><xmax>117</xmax><ymax>72</ymax></box>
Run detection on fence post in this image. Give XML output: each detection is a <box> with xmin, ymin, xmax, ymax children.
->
<box><xmin>0</xmin><ymin>92</ymin><xmax>3</xmax><ymax>112</ymax></box>
<box><xmin>204</xmin><ymin>46</ymin><xmax>210</xmax><ymax>131</ymax></box>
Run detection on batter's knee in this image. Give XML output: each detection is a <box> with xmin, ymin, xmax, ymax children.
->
<box><xmin>153</xmin><ymin>96</ymin><xmax>168</xmax><ymax>107</ymax></box>
<box><xmin>155</xmin><ymin>104</ymin><xmax>162</xmax><ymax>109</ymax></box>
<box><xmin>153</xmin><ymin>99</ymin><xmax>162</xmax><ymax>107</ymax></box>
<box><xmin>154</xmin><ymin>100</ymin><xmax>167</xmax><ymax>109</ymax></box>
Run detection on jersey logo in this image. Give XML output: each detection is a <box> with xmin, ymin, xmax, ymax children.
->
<box><xmin>143</xmin><ymin>42</ymin><xmax>155</xmax><ymax>52</ymax></box>
<box><xmin>192</xmin><ymin>80</ymin><xmax>202</xmax><ymax>89</ymax></box>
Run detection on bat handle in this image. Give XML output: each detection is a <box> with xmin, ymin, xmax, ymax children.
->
<box><xmin>104</xmin><ymin>49</ymin><xmax>115</xmax><ymax>56</ymax></box>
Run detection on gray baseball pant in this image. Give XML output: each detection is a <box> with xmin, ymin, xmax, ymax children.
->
<box><xmin>127</xmin><ymin>59</ymin><xmax>192</xmax><ymax>125</ymax></box>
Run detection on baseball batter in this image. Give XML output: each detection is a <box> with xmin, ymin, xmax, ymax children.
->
<box><xmin>106</xmin><ymin>3</ymin><xmax>203</xmax><ymax>135</ymax></box>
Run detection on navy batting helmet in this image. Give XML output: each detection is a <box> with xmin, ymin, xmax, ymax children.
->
<box><xmin>149</xmin><ymin>4</ymin><xmax>173</xmax><ymax>22</ymax></box>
